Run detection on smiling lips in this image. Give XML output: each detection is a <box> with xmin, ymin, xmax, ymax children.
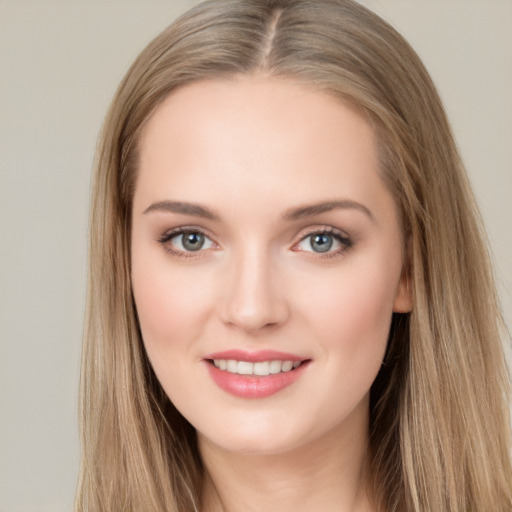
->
<box><xmin>205</xmin><ymin>350</ymin><xmax>309</xmax><ymax>399</ymax></box>
<box><xmin>212</xmin><ymin>359</ymin><xmax>301</xmax><ymax>375</ymax></box>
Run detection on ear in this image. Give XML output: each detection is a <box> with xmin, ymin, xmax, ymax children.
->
<box><xmin>393</xmin><ymin>241</ymin><xmax>413</xmax><ymax>313</ymax></box>
<box><xmin>393</xmin><ymin>267</ymin><xmax>413</xmax><ymax>313</ymax></box>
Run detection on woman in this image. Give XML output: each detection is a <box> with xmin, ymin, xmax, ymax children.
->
<box><xmin>76</xmin><ymin>0</ymin><xmax>512</xmax><ymax>510</ymax></box>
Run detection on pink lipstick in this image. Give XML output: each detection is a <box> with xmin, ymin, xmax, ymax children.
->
<box><xmin>204</xmin><ymin>350</ymin><xmax>310</xmax><ymax>399</ymax></box>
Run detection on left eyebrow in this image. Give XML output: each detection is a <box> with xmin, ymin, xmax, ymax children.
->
<box><xmin>143</xmin><ymin>200</ymin><xmax>220</xmax><ymax>221</ymax></box>
<box><xmin>283</xmin><ymin>200</ymin><xmax>375</xmax><ymax>223</ymax></box>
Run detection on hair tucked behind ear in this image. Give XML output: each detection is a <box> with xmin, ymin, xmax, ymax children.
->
<box><xmin>77</xmin><ymin>1</ymin><xmax>512</xmax><ymax>511</ymax></box>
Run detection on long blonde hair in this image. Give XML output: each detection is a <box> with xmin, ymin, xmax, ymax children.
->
<box><xmin>77</xmin><ymin>1</ymin><xmax>512</xmax><ymax>510</ymax></box>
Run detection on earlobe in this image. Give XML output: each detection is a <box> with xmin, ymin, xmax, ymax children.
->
<box><xmin>393</xmin><ymin>268</ymin><xmax>413</xmax><ymax>313</ymax></box>
<box><xmin>393</xmin><ymin>240</ymin><xmax>413</xmax><ymax>313</ymax></box>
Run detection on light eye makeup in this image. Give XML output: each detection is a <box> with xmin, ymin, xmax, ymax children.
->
<box><xmin>293</xmin><ymin>226</ymin><xmax>353</xmax><ymax>258</ymax></box>
<box><xmin>157</xmin><ymin>225</ymin><xmax>354</xmax><ymax>260</ymax></box>
<box><xmin>158</xmin><ymin>227</ymin><xmax>216</xmax><ymax>257</ymax></box>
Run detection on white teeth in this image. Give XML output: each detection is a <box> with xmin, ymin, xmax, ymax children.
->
<box><xmin>212</xmin><ymin>359</ymin><xmax>301</xmax><ymax>376</ymax></box>
<box><xmin>227</xmin><ymin>359</ymin><xmax>238</xmax><ymax>373</ymax></box>
<box><xmin>281</xmin><ymin>361</ymin><xmax>293</xmax><ymax>372</ymax></box>
<box><xmin>269</xmin><ymin>360</ymin><xmax>282</xmax><ymax>374</ymax></box>
<box><xmin>254</xmin><ymin>361</ymin><xmax>270</xmax><ymax>376</ymax></box>
<box><xmin>237</xmin><ymin>361</ymin><xmax>253</xmax><ymax>375</ymax></box>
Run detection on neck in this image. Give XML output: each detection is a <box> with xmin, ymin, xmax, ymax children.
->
<box><xmin>198</xmin><ymin>403</ymin><xmax>374</xmax><ymax>512</ymax></box>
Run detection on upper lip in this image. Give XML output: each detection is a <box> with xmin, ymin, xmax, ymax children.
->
<box><xmin>204</xmin><ymin>349</ymin><xmax>307</xmax><ymax>363</ymax></box>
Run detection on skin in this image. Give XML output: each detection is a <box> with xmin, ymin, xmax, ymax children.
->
<box><xmin>131</xmin><ymin>76</ymin><xmax>412</xmax><ymax>512</ymax></box>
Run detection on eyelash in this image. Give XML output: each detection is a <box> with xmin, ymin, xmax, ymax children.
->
<box><xmin>293</xmin><ymin>226</ymin><xmax>353</xmax><ymax>259</ymax></box>
<box><xmin>158</xmin><ymin>227</ymin><xmax>216</xmax><ymax>258</ymax></box>
<box><xmin>157</xmin><ymin>226</ymin><xmax>353</xmax><ymax>259</ymax></box>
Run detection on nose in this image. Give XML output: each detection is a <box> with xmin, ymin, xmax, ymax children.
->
<box><xmin>219</xmin><ymin>247</ymin><xmax>289</xmax><ymax>333</ymax></box>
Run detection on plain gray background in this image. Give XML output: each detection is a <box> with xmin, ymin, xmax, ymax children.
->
<box><xmin>1</xmin><ymin>1</ymin><xmax>511</xmax><ymax>511</ymax></box>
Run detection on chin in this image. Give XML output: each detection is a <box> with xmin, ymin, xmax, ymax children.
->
<box><xmin>197</xmin><ymin>422</ymin><xmax>309</xmax><ymax>457</ymax></box>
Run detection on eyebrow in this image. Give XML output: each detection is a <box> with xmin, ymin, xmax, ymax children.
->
<box><xmin>143</xmin><ymin>200</ymin><xmax>220</xmax><ymax>220</ymax></box>
<box><xmin>143</xmin><ymin>199</ymin><xmax>374</xmax><ymax>223</ymax></box>
<box><xmin>282</xmin><ymin>200</ymin><xmax>375</xmax><ymax>222</ymax></box>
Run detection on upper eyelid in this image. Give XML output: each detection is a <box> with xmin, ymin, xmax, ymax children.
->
<box><xmin>159</xmin><ymin>225</ymin><xmax>215</xmax><ymax>242</ymax></box>
<box><xmin>157</xmin><ymin>224</ymin><xmax>352</xmax><ymax>247</ymax></box>
<box><xmin>158</xmin><ymin>227</ymin><xmax>217</xmax><ymax>258</ymax></box>
<box><xmin>292</xmin><ymin>225</ymin><xmax>354</xmax><ymax>253</ymax></box>
<box><xmin>294</xmin><ymin>225</ymin><xmax>351</xmax><ymax>241</ymax></box>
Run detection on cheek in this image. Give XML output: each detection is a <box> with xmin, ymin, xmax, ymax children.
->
<box><xmin>312</xmin><ymin>257</ymin><xmax>396</xmax><ymax>315</ymax></box>
<box><xmin>301</xmin><ymin>255</ymin><xmax>399</xmax><ymax>371</ymax></box>
<box><xmin>131</xmin><ymin>245</ymin><xmax>213</xmax><ymax>364</ymax></box>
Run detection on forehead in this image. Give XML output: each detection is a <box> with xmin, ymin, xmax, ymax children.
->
<box><xmin>139</xmin><ymin>76</ymin><xmax>374</xmax><ymax>162</ymax></box>
<box><xmin>135</xmin><ymin>75</ymin><xmax>393</xmax><ymax>221</ymax></box>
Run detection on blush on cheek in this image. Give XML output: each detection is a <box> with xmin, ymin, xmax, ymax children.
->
<box><xmin>132</xmin><ymin>263</ymin><xmax>214</xmax><ymax>358</ymax></box>
<box><xmin>315</xmin><ymin>268</ymin><xmax>396</xmax><ymax>359</ymax></box>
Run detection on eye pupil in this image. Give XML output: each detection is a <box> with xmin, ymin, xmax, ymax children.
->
<box><xmin>311</xmin><ymin>234</ymin><xmax>333</xmax><ymax>253</ymax></box>
<box><xmin>182</xmin><ymin>232</ymin><xmax>204</xmax><ymax>251</ymax></box>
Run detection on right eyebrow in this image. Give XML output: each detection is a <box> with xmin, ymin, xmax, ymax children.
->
<box><xmin>283</xmin><ymin>199</ymin><xmax>375</xmax><ymax>223</ymax></box>
<box><xmin>143</xmin><ymin>200</ymin><xmax>220</xmax><ymax>221</ymax></box>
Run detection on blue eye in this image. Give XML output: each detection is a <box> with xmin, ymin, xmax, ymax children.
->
<box><xmin>297</xmin><ymin>230</ymin><xmax>351</xmax><ymax>254</ymax></box>
<box><xmin>309</xmin><ymin>233</ymin><xmax>334</xmax><ymax>253</ymax></box>
<box><xmin>161</xmin><ymin>230</ymin><xmax>214</xmax><ymax>253</ymax></box>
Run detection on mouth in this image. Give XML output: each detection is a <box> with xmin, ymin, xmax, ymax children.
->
<box><xmin>208</xmin><ymin>359</ymin><xmax>304</xmax><ymax>376</ymax></box>
<box><xmin>204</xmin><ymin>351</ymin><xmax>311</xmax><ymax>399</ymax></box>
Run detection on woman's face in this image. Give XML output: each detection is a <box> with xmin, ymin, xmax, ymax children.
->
<box><xmin>131</xmin><ymin>76</ymin><xmax>411</xmax><ymax>456</ymax></box>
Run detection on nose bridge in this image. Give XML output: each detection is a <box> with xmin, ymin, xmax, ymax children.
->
<box><xmin>221</xmin><ymin>240</ymin><xmax>287</xmax><ymax>332</ymax></box>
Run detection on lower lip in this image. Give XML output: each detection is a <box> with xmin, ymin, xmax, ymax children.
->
<box><xmin>206</xmin><ymin>361</ymin><xmax>309</xmax><ymax>399</ymax></box>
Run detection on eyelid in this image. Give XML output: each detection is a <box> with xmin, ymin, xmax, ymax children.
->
<box><xmin>292</xmin><ymin>225</ymin><xmax>353</xmax><ymax>257</ymax></box>
<box><xmin>157</xmin><ymin>224</ymin><xmax>353</xmax><ymax>258</ymax></box>
<box><xmin>296</xmin><ymin>223</ymin><xmax>349</xmax><ymax>238</ymax></box>
<box><xmin>158</xmin><ymin>226</ymin><xmax>218</xmax><ymax>257</ymax></box>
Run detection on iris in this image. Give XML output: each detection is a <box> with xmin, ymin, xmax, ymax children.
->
<box><xmin>310</xmin><ymin>233</ymin><xmax>333</xmax><ymax>253</ymax></box>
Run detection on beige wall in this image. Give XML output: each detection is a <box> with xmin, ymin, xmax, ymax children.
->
<box><xmin>0</xmin><ymin>1</ymin><xmax>510</xmax><ymax>510</ymax></box>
